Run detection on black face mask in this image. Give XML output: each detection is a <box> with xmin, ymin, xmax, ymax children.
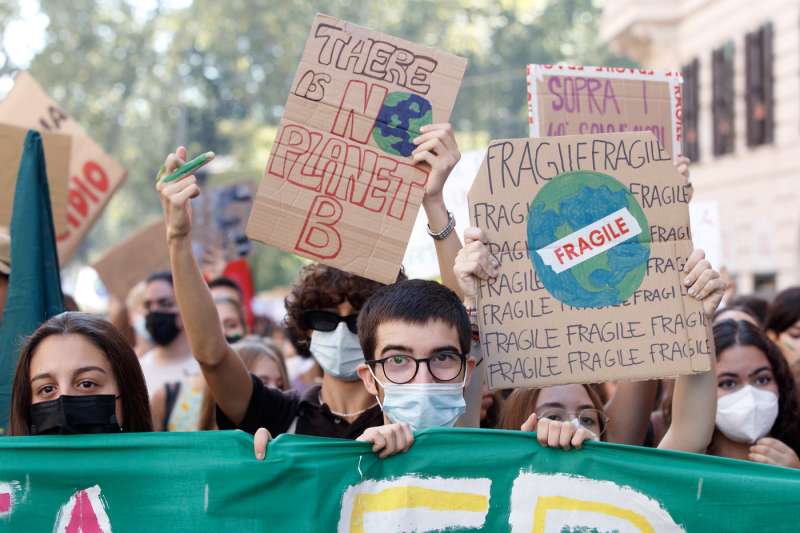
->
<box><xmin>29</xmin><ymin>394</ymin><xmax>122</xmax><ymax>435</ymax></box>
<box><xmin>225</xmin><ymin>333</ymin><xmax>243</xmax><ymax>345</ymax></box>
<box><xmin>145</xmin><ymin>311</ymin><xmax>181</xmax><ymax>346</ymax></box>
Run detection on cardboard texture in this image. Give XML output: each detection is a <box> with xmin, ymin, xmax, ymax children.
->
<box><xmin>0</xmin><ymin>72</ymin><xmax>127</xmax><ymax>264</ymax></box>
<box><xmin>527</xmin><ymin>65</ymin><xmax>683</xmax><ymax>158</ymax></box>
<box><xmin>246</xmin><ymin>13</ymin><xmax>467</xmax><ymax>283</ymax></box>
<box><xmin>192</xmin><ymin>181</ymin><xmax>256</xmax><ymax>261</ymax></box>
<box><xmin>0</xmin><ymin>123</ymin><xmax>71</xmax><ymax>234</ymax></box>
<box><xmin>468</xmin><ymin>131</ymin><xmax>711</xmax><ymax>389</ymax></box>
<box><xmin>92</xmin><ymin>218</ymin><xmax>169</xmax><ymax>300</ymax></box>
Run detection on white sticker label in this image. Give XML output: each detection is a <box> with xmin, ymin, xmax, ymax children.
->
<box><xmin>536</xmin><ymin>207</ymin><xmax>642</xmax><ymax>273</ymax></box>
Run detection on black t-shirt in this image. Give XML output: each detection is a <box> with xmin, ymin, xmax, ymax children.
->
<box><xmin>216</xmin><ymin>374</ymin><xmax>384</xmax><ymax>439</ymax></box>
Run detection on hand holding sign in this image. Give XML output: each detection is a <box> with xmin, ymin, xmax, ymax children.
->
<box><xmin>681</xmin><ymin>249</ymin><xmax>725</xmax><ymax>317</ymax></box>
<box><xmin>453</xmin><ymin>227</ymin><xmax>499</xmax><ymax>304</ymax></box>
<box><xmin>412</xmin><ymin>123</ymin><xmax>461</xmax><ymax>205</ymax></box>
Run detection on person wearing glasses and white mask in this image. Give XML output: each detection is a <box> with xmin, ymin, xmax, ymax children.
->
<box><xmin>351</xmin><ymin>279</ymin><xmax>595</xmax><ymax>458</ymax></box>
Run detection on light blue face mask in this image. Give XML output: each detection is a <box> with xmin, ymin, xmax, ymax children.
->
<box><xmin>309</xmin><ymin>322</ymin><xmax>364</xmax><ymax>381</ymax></box>
<box><xmin>371</xmin><ymin>369</ymin><xmax>466</xmax><ymax>431</ymax></box>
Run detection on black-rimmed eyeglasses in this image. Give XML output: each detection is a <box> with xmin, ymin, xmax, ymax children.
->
<box><xmin>366</xmin><ymin>352</ymin><xmax>466</xmax><ymax>384</ymax></box>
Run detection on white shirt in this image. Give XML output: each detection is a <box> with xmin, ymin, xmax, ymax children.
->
<box><xmin>139</xmin><ymin>350</ymin><xmax>200</xmax><ymax>397</ymax></box>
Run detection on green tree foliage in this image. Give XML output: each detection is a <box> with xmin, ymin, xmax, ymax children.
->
<box><xmin>0</xmin><ymin>0</ymin><xmax>630</xmax><ymax>291</ymax></box>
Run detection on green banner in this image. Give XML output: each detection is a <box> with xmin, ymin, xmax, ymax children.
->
<box><xmin>0</xmin><ymin>429</ymin><xmax>796</xmax><ymax>531</ymax></box>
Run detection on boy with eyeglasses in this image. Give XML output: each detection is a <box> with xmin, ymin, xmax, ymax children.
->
<box><xmin>352</xmin><ymin>279</ymin><xmax>597</xmax><ymax>457</ymax></box>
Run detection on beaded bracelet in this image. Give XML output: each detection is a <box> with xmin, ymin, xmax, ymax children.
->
<box><xmin>427</xmin><ymin>210</ymin><xmax>455</xmax><ymax>240</ymax></box>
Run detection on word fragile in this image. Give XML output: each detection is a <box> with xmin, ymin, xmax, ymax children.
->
<box><xmin>537</xmin><ymin>208</ymin><xmax>641</xmax><ymax>273</ymax></box>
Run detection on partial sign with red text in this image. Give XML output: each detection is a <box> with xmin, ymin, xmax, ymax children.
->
<box><xmin>0</xmin><ymin>72</ymin><xmax>127</xmax><ymax>264</ymax></box>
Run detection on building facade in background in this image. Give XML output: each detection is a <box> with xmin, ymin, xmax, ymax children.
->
<box><xmin>601</xmin><ymin>0</ymin><xmax>800</xmax><ymax>295</ymax></box>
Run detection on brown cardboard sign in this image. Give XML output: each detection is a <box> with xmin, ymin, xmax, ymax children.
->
<box><xmin>246</xmin><ymin>13</ymin><xmax>467</xmax><ymax>284</ymax></box>
<box><xmin>0</xmin><ymin>72</ymin><xmax>127</xmax><ymax>264</ymax></box>
<box><xmin>0</xmin><ymin>123</ymin><xmax>71</xmax><ymax>234</ymax></box>
<box><xmin>527</xmin><ymin>65</ymin><xmax>683</xmax><ymax>157</ymax></box>
<box><xmin>468</xmin><ymin>132</ymin><xmax>711</xmax><ymax>389</ymax></box>
<box><xmin>92</xmin><ymin>218</ymin><xmax>169</xmax><ymax>300</ymax></box>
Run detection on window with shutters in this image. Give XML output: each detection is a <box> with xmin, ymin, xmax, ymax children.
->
<box><xmin>681</xmin><ymin>59</ymin><xmax>700</xmax><ymax>161</ymax></box>
<box><xmin>712</xmin><ymin>42</ymin><xmax>735</xmax><ymax>156</ymax></box>
<box><xmin>745</xmin><ymin>23</ymin><xmax>774</xmax><ymax>147</ymax></box>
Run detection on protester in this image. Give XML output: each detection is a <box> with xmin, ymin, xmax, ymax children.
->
<box><xmin>234</xmin><ymin>337</ymin><xmax>290</xmax><ymax>391</ymax></box>
<box><xmin>138</xmin><ymin>271</ymin><xmax>199</xmax><ymax>396</ymax></box>
<box><xmin>708</xmin><ymin>319</ymin><xmax>800</xmax><ymax>468</ymax></box>
<box><xmin>350</xmin><ymin>279</ymin><xmax>595</xmax><ymax>457</ymax></box>
<box><xmin>209</xmin><ymin>276</ymin><xmax>244</xmax><ymax>305</ymax></box>
<box><xmin>499</xmin><ymin>384</ymin><xmax>608</xmax><ymax>440</ymax></box>
<box><xmin>765</xmin><ymin>287</ymin><xmax>800</xmax><ymax>366</ymax></box>
<box><xmin>453</xmin><ymin>227</ymin><xmax>725</xmax><ymax>453</ymax></box>
<box><xmin>215</xmin><ymin>296</ymin><xmax>247</xmax><ymax>344</ymax></box>
<box><xmin>151</xmin><ymin>296</ymin><xmax>251</xmax><ymax>431</ymax></box>
<box><xmin>157</xmin><ymin>122</ymin><xmax>465</xmax><ymax>442</ymax></box>
<box><xmin>8</xmin><ymin>312</ymin><xmax>152</xmax><ymax>435</ymax></box>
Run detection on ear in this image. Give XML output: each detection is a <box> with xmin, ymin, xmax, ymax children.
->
<box><xmin>767</xmin><ymin>329</ymin><xmax>778</xmax><ymax>342</ymax></box>
<box><xmin>357</xmin><ymin>363</ymin><xmax>380</xmax><ymax>397</ymax></box>
<box><xmin>465</xmin><ymin>356</ymin><xmax>477</xmax><ymax>383</ymax></box>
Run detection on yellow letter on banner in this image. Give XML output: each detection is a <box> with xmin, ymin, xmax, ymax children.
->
<box><xmin>508</xmin><ymin>473</ymin><xmax>684</xmax><ymax>533</ymax></box>
<box><xmin>337</xmin><ymin>476</ymin><xmax>491</xmax><ymax>533</ymax></box>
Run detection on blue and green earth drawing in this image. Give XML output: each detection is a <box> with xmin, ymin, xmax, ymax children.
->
<box><xmin>372</xmin><ymin>91</ymin><xmax>433</xmax><ymax>157</ymax></box>
<box><xmin>527</xmin><ymin>171</ymin><xmax>650</xmax><ymax>308</ymax></box>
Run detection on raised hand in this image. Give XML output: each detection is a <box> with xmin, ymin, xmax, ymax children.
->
<box><xmin>156</xmin><ymin>146</ymin><xmax>200</xmax><ymax>241</ymax></box>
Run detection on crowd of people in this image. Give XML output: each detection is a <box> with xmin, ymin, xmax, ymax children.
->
<box><xmin>2</xmin><ymin>123</ymin><xmax>799</xmax><ymax>476</ymax></box>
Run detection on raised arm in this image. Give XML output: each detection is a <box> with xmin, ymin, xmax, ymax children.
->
<box><xmin>604</xmin><ymin>380</ymin><xmax>659</xmax><ymax>445</ymax></box>
<box><xmin>413</xmin><ymin>123</ymin><xmax>463</xmax><ymax>296</ymax></box>
<box><xmin>157</xmin><ymin>146</ymin><xmax>252</xmax><ymax>425</ymax></box>
<box><xmin>658</xmin><ymin>249</ymin><xmax>725</xmax><ymax>453</ymax></box>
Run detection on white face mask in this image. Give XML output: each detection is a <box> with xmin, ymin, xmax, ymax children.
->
<box><xmin>371</xmin><ymin>369</ymin><xmax>466</xmax><ymax>431</ymax></box>
<box><xmin>309</xmin><ymin>322</ymin><xmax>364</xmax><ymax>381</ymax></box>
<box><xmin>715</xmin><ymin>385</ymin><xmax>779</xmax><ymax>443</ymax></box>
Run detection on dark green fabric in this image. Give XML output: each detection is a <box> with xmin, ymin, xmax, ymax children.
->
<box><xmin>0</xmin><ymin>130</ymin><xmax>64</xmax><ymax>432</ymax></box>
<box><xmin>0</xmin><ymin>429</ymin><xmax>796</xmax><ymax>531</ymax></box>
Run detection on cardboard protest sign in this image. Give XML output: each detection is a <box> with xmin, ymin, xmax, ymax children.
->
<box><xmin>246</xmin><ymin>14</ymin><xmax>467</xmax><ymax>284</ymax></box>
<box><xmin>527</xmin><ymin>64</ymin><xmax>683</xmax><ymax>157</ymax></box>
<box><xmin>0</xmin><ymin>123</ymin><xmax>71</xmax><ymax>234</ymax></box>
<box><xmin>0</xmin><ymin>72</ymin><xmax>127</xmax><ymax>264</ymax></box>
<box><xmin>192</xmin><ymin>181</ymin><xmax>256</xmax><ymax>261</ymax></box>
<box><xmin>92</xmin><ymin>218</ymin><xmax>168</xmax><ymax>300</ymax></box>
<box><xmin>468</xmin><ymin>131</ymin><xmax>710</xmax><ymax>389</ymax></box>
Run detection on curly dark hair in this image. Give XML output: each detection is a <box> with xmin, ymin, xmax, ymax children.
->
<box><xmin>714</xmin><ymin>319</ymin><xmax>800</xmax><ymax>453</ymax></box>
<box><xmin>285</xmin><ymin>264</ymin><xmax>392</xmax><ymax>357</ymax></box>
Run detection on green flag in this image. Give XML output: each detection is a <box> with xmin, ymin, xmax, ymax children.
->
<box><xmin>0</xmin><ymin>429</ymin><xmax>797</xmax><ymax>531</ymax></box>
<box><xmin>0</xmin><ymin>130</ymin><xmax>64</xmax><ymax>432</ymax></box>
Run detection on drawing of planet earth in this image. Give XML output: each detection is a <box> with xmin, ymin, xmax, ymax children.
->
<box><xmin>526</xmin><ymin>171</ymin><xmax>651</xmax><ymax>308</ymax></box>
<box><xmin>372</xmin><ymin>92</ymin><xmax>433</xmax><ymax>157</ymax></box>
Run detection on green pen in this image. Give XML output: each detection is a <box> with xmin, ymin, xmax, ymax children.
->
<box><xmin>158</xmin><ymin>151</ymin><xmax>215</xmax><ymax>184</ymax></box>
